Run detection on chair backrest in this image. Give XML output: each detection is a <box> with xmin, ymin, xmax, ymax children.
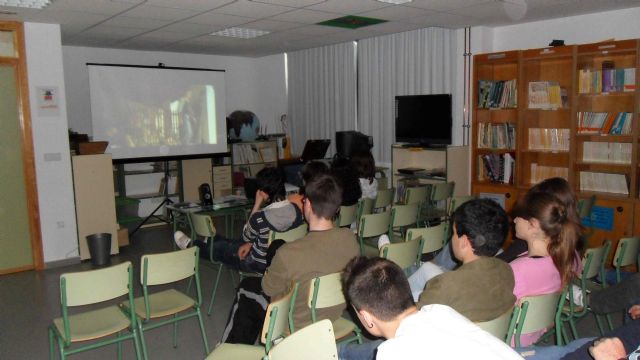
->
<box><xmin>191</xmin><ymin>212</ymin><xmax>216</xmax><ymax>237</ymax></box>
<box><xmin>406</xmin><ymin>223</ymin><xmax>447</xmax><ymax>254</ymax></box>
<box><xmin>268</xmin><ymin>319</ymin><xmax>337</xmax><ymax>360</ymax></box>
<box><xmin>577</xmin><ymin>195</ymin><xmax>596</xmax><ymax>220</ymax></box>
<box><xmin>450</xmin><ymin>195</ymin><xmax>477</xmax><ymax>215</ymax></box>
<box><xmin>61</xmin><ymin>261</ymin><xmax>132</xmax><ymax>307</ymax></box>
<box><xmin>404</xmin><ymin>186</ymin><xmax>428</xmax><ymax>205</ymax></box>
<box><xmin>270</xmin><ymin>223</ymin><xmax>309</xmax><ymax>244</ymax></box>
<box><xmin>377</xmin><ymin>177</ymin><xmax>388</xmax><ymax>190</ymax></box>
<box><xmin>358</xmin><ymin>211</ymin><xmax>391</xmax><ymax>238</ymax></box>
<box><xmin>581</xmin><ymin>244</ymin><xmax>607</xmax><ymax>280</ymax></box>
<box><xmin>613</xmin><ymin>236</ymin><xmax>640</xmax><ymax>268</ymax></box>
<box><xmin>380</xmin><ymin>237</ymin><xmax>422</xmax><ymax>270</ymax></box>
<box><xmin>142</xmin><ymin>247</ymin><xmax>198</xmax><ymax>286</ymax></box>
<box><xmin>336</xmin><ymin>204</ymin><xmax>358</xmax><ymax>227</ymax></box>
<box><xmin>308</xmin><ymin>272</ymin><xmax>346</xmax><ymax>322</ymax></box>
<box><xmin>357</xmin><ymin>197</ymin><xmax>374</xmax><ymax>218</ymax></box>
<box><xmin>261</xmin><ymin>287</ymin><xmax>295</xmax><ymax>353</ymax></box>
<box><xmin>429</xmin><ymin>181</ymin><xmax>455</xmax><ymax>202</ymax></box>
<box><xmin>514</xmin><ymin>292</ymin><xmax>562</xmax><ymax>346</ymax></box>
<box><xmin>389</xmin><ymin>203</ymin><xmax>419</xmax><ymax>230</ymax></box>
<box><xmin>475</xmin><ymin>307</ymin><xmax>516</xmax><ymax>343</ymax></box>
<box><xmin>373</xmin><ymin>187</ymin><xmax>394</xmax><ymax>210</ymax></box>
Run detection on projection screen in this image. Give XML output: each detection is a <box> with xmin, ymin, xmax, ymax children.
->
<box><xmin>88</xmin><ymin>64</ymin><xmax>227</xmax><ymax>160</ymax></box>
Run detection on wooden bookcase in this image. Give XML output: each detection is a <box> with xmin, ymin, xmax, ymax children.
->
<box><xmin>473</xmin><ymin>39</ymin><xmax>640</xmax><ymax>256</ymax></box>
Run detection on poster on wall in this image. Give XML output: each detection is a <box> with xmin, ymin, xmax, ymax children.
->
<box><xmin>36</xmin><ymin>86</ymin><xmax>60</xmax><ymax>117</ymax></box>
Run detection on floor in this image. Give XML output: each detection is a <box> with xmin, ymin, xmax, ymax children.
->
<box><xmin>0</xmin><ymin>222</ymin><xmax>619</xmax><ymax>360</ymax></box>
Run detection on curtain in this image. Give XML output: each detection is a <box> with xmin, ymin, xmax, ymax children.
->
<box><xmin>358</xmin><ymin>28</ymin><xmax>457</xmax><ymax>163</ymax></box>
<box><xmin>287</xmin><ymin>42</ymin><xmax>357</xmax><ymax>156</ymax></box>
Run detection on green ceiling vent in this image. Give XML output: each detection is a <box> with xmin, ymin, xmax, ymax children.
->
<box><xmin>318</xmin><ymin>15</ymin><xmax>387</xmax><ymax>29</ymax></box>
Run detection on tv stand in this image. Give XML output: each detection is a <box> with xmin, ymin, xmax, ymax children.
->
<box><xmin>400</xmin><ymin>143</ymin><xmax>447</xmax><ymax>149</ymax></box>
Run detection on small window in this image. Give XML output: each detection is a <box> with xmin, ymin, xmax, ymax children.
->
<box><xmin>0</xmin><ymin>30</ymin><xmax>16</xmax><ymax>58</ymax></box>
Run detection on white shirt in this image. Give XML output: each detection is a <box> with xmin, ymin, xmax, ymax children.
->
<box><xmin>377</xmin><ymin>304</ymin><xmax>523</xmax><ymax>360</ymax></box>
<box><xmin>359</xmin><ymin>178</ymin><xmax>378</xmax><ymax>200</ymax></box>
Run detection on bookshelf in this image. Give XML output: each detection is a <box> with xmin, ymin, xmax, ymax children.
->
<box><xmin>231</xmin><ymin>140</ymin><xmax>278</xmax><ymax>195</ymax></box>
<box><xmin>473</xmin><ymin>39</ymin><xmax>640</xmax><ymax>255</ymax></box>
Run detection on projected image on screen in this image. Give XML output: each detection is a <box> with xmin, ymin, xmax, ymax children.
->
<box><xmin>89</xmin><ymin>65</ymin><xmax>227</xmax><ymax>160</ymax></box>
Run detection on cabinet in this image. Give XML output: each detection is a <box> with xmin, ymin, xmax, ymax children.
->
<box><xmin>391</xmin><ymin>145</ymin><xmax>469</xmax><ymax>198</ymax></box>
<box><xmin>231</xmin><ymin>140</ymin><xmax>278</xmax><ymax>194</ymax></box>
<box><xmin>473</xmin><ymin>39</ymin><xmax>640</xmax><ymax>254</ymax></box>
<box><xmin>73</xmin><ymin>154</ymin><xmax>119</xmax><ymax>260</ymax></box>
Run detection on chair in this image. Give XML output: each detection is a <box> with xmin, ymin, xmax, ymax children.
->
<box><xmin>122</xmin><ymin>247</ymin><xmax>209</xmax><ymax>359</ymax></box>
<box><xmin>421</xmin><ymin>181</ymin><xmax>455</xmax><ymax>226</ymax></box>
<box><xmin>357</xmin><ymin>211</ymin><xmax>391</xmax><ymax>256</ymax></box>
<box><xmin>577</xmin><ymin>195</ymin><xmax>596</xmax><ymax>239</ymax></box>
<box><xmin>562</xmin><ymin>241</ymin><xmax>611</xmax><ymax>339</ymax></box>
<box><xmin>511</xmin><ymin>291</ymin><xmax>564</xmax><ymax>348</ymax></box>
<box><xmin>48</xmin><ymin>262</ymin><xmax>143</xmax><ymax>360</ymax></box>
<box><xmin>373</xmin><ymin>187</ymin><xmax>394</xmax><ymax>212</ymax></box>
<box><xmin>336</xmin><ymin>204</ymin><xmax>358</xmax><ymax>228</ymax></box>
<box><xmin>268</xmin><ymin>319</ymin><xmax>337</xmax><ymax>360</ymax></box>
<box><xmin>206</xmin><ymin>287</ymin><xmax>294</xmax><ymax>360</ymax></box>
<box><xmin>449</xmin><ymin>195</ymin><xmax>477</xmax><ymax>215</ymax></box>
<box><xmin>475</xmin><ymin>306</ymin><xmax>517</xmax><ymax>344</ymax></box>
<box><xmin>406</xmin><ymin>223</ymin><xmax>447</xmax><ymax>260</ymax></box>
<box><xmin>388</xmin><ymin>204</ymin><xmax>419</xmax><ymax>241</ymax></box>
<box><xmin>402</xmin><ymin>186</ymin><xmax>429</xmax><ymax>206</ymax></box>
<box><xmin>612</xmin><ymin>236</ymin><xmax>640</xmax><ymax>283</ymax></box>
<box><xmin>269</xmin><ymin>223</ymin><xmax>309</xmax><ymax>244</ymax></box>
<box><xmin>355</xmin><ymin>197</ymin><xmax>374</xmax><ymax>229</ymax></box>
<box><xmin>291</xmin><ymin>272</ymin><xmax>362</xmax><ymax>346</ymax></box>
<box><xmin>380</xmin><ymin>236</ymin><xmax>422</xmax><ymax>273</ymax></box>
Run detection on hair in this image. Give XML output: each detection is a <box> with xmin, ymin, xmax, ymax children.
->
<box><xmin>351</xmin><ymin>151</ymin><xmax>376</xmax><ymax>183</ymax></box>
<box><xmin>343</xmin><ymin>257</ymin><xmax>415</xmax><ymax>321</ymax></box>
<box><xmin>528</xmin><ymin>177</ymin><xmax>580</xmax><ymax>225</ymax></box>
<box><xmin>330</xmin><ymin>157</ymin><xmax>361</xmax><ymax>206</ymax></box>
<box><xmin>451</xmin><ymin>198</ymin><xmax>509</xmax><ymax>257</ymax></box>
<box><xmin>515</xmin><ymin>191</ymin><xmax>580</xmax><ymax>286</ymax></box>
<box><xmin>256</xmin><ymin>167</ymin><xmax>286</xmax><ymax>202</ymax></box>
<box><xmin>304</xmin><ymin>173</ymin><xmax>342</xmax><ymax>219</ymax></box>
<box><xmin>301</xmin><ymin>161</ymin><xmax>329</xmax><ymax>185</ymax></box>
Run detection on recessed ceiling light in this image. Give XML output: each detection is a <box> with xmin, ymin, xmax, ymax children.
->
<box><xmin>375</xmin><ymin>0</ymin><xmax>413</xmax><ymax>4</ymax></box>
<box><xmin>0</xmin><ymin>0</ymin><xmax>53</xmax><ymax>9</ymax></box>
<box><xmin>210</xmin><ymin>27</ymin><xmax>270</xmax><ymax>39</ymax></box>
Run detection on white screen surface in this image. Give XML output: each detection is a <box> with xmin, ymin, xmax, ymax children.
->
<box><xmin>88</xmin><ymin>65</ymin><xmax>227</xmax><ymax>160</ymax></box>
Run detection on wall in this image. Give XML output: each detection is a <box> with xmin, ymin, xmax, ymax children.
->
<box><xmin>62</xmin><ymin>46</ymin><xmax>286</xmax><ymax>137</ymax></box>
<box><xmin>24</xmin><ymin>22</ymin><xmax>78</xmax><ymax>263</ymax></box>
<box><xmin>492</xmin><ymin>7</ymin><xmax>640</xmax><ymax>51</ymax></box>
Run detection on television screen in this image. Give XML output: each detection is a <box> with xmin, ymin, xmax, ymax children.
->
<box><xmin>395</xmin><ymin>94</ymin><xmax>452</xmax><ymax>147</ymax></box>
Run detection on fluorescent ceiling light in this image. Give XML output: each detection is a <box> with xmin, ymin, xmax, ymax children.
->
<box><xmin>210</xmin><ymin>27</ymin><xmax>270</xmax><ymax>39</ymax></box>
<box><xmin>0</xmin><ymin>0</ymin><xmax>53</xmax><ymax>9</ymax></box>
<box><xmin>375</xmin><ymin>0</ymin><xmax>413</xmax><ymax>4</ymax></box>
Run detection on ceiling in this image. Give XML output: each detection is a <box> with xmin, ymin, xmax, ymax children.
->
<box><xmin>1</xmin><ymin>0</ymin><xmax>640</xmax><ymax>57</ymax></box>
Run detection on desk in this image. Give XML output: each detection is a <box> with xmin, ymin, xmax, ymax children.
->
<box><xmin>167</xmin><ymin>197</ymin><xmax>252</xmax><ymax>239</ymax></box>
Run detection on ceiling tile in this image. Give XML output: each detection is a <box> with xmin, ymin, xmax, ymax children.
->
<box><xmin>360</xmin><ymin>21</ymin><xmax>425</xmax><ymax>34</ymax></box>
<box><xmin>127</xmin><ymin>30</ymin><xmax>199</xmax><ymax>42</ymax></box>
<box><xmin>26</xmin><ymin>9</ymin><xmax>110</xmax><ymax>28</ymax></box>
<box><xmin>0</xmin><ymin>7</ymin><xmax>40</xmax><ymax>21</ymax></box>
<box><xmin>145</xmin><ymin>0</ymin><xmax>236</xmax><ymax>11</ymax></box>
<box><xmin>241</xmin><ymin>19</ymin><xmax>301</xmax><ymax>31</ymax></box>
<box><xmin>101</xmin><ymin>15</ymin><xmax>172</xmax><ymax>30</ymax></box>
<box><xmin>405</xmin><ymin>0</ymin><xmax>492</xmax><ymax>12</ymax></box>
<box><xmin>119</xmin><ymin>4</ymin><xmax>200</xmax><ymax>21</ymax></box>
<box><xmin>45</xmin><ymin>0</ymin><xmax>143</xmax><ymax>16</ymax></box>
<box><xmin>268</xmin><ymin>8</ymin><xmax>339</xmax><ymax>24</ymax></box>
<box><xmin>444</xmin><ymin>1</ymin><xmax>515</xmax><ymax>22</ymax></box>
<box><xmin>213</xmin><ymin>0</ymin><xmax>294</xmax><ymax>18</ymax></box>
<box><xmin>160</xmin><ymin>21</ymin><xmax>216</xmax><ymax>34</ymax></box>
<box><xmin>279</xmin><ymin>24</ymin><xmax>344</xmax><ymax>36</ymax></box>
<box><xmin>404</xmin><ymin>11</ymin><xmax>477</xmax><ymax>28</ymax></box>
<box><xmin>307</xmin><ymin>0</ymin><xmax>390</xmax><ymax>15</ymax></box>
<box><xmin>357</xmin><ymin>4</ymin><xmax>437</xmax><ymax>21</ymax></box>
<box><xmin>249</xmin><ymin>0</ymin><xmax>327</xmax><ymax>7</ymax></box>
<box><xmin>187</xmin><ymin>11</ymin><xmax>254</xmax><ymax>26</ymax></box>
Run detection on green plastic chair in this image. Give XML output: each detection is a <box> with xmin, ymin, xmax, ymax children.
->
<box><xmin>268</xmin><ymin>319</ymin><xmax>337</xmax><ymax>360</ymax></box>
<box><xmin>269</xmin><ymin>223</ymin><xmax>309</xmax><ymax>244</ymax></box>
<box><xmin>612</xmin><ymin>236</ymin><xmax>640</xmax><ymax>283</ymax></box>
<box><xmin>290</xmin><ymin>273</ymin><xmax>362</xmax><ymax>346</ymax></box>
<box><xmin>336</xmin><ymin>204</ymin><xmax>358</xmax><ymax>228</ymax></box>
<box><xmin>206</xmin><ymin>287</ymin><xmax>295</xmax><ymax>360</ymax></box>
<box><xmin>421</xmin><ymin>181</ymin><xmax>455</xmax><ymax>226</ymax></box>
<box><xmin>122</xmin><ymin>247</ymin><xmax>209</xmax><ymax>359</ymax></box>
<box><xmin>577</xmin><ymin>195</ymin><xmax>596</xmax><ymax>239</ymax></box>
<box><xmin>388</xmin><ymin>203</ymin><xmax>419</xmax><ymax>241</ymax></box>
<box><xmin>48</xmin><ymin>261</ymin><xmax>143</xmax><ymax>360</ymax></box>
<box><xmin>406</xmin><ymin>223</ymin><xmax>447</xmax><ymax>259</ymax></box>
<box><xmin>355</xmin><ymin>197</ymin><xmax>374</xmax><ymax>230</ymax></box>
<box><xmin>357</xmin><ymin>211</ymin><xmax>391</xmax><ymax>256</ymax></box>
<box><xmin>380</xmin><ymin>236</ymin><xmax>422</xmax><ymax>273</ymax></box>
<box><xmin>512</xmin><ymin>291</ymin><xmax>564</xmax><ymax>348</ymax></box>
<box><xmin>402</xmin><ymin>186</ymin><xmax>429</xmax><ymax>206</ymax></box>
<box><xmin>475</xmin><ymin>306</ymin><xmax>517</xmax><ymax>344</ymax></box>
<box><xmin>373</xmin><ymin>187</ymin><xmax>395</xmax><ymax>212</ymax></box>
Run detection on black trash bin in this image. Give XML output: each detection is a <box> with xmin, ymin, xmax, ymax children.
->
<box><xmin>86</xmin><ymin>233</ymin><xmax>111</xmax><ymax>266</ymax></box>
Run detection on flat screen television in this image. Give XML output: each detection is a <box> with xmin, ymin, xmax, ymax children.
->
<box><xmin>395</xmin><ymin>94</ymin><xmax>452</xmax><ymax>147</ymax></box>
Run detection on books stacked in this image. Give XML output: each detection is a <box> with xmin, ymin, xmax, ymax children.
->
<box><xmin>580</xmin><ymin>171</ymin><xmax>629</xmax><ymax>195</ymax></box>
<box><xmin>528</xmin><ymin>128</ymin><xmax>570</xmax><ymax>151</ymax></box>
<box><xmin>232</xmin><ymin>143</ymin><xmax>277</xmax><ymax>164</ymax></box>
<box><xmin>582</xmin><ymin>142</ymin><xmax>632</xmax><ymax>164</ymax></box>
<box><xmin>478</xmin><ymin>153</ymin><xmax>515</xmax><ymax>184</ymax></box>
<box><xmin>576</xmin><ymin>112</ymin><xmax>633</xmax><ymax>134</ymax></box>
<box><xmin>477</xmin><ymin>122</ymin><xmax>516</xmax><ymax>149</ymax></box>
<box><xmin>530</xmin><ymin>164</ymin><xmax>568</xmax><ymax>185</ymax></box>
<box><xmin>578</xmin><ymin>68</ymin><xmax>635</xmax><ymax>93</ymax></box>
<box><xmin>478</xmin><ymin>79</ymin><xmax>517</xmax><ymax>108</ymax></box>
<box><xmin>527</xmin><ymin>81</ymin><xmax>567</xmax><ymax>109</ymax></box>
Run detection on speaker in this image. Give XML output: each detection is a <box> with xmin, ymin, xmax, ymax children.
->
<box><xmin>199</xmin><ymin>183</ymin><xmax>213</xmax><ymax>205</ymax></box>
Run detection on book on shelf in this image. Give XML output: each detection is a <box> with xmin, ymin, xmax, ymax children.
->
<box><xmin>527</xmin><ymin>81</ymin><xmax>565</xmax><ymax>109</ymax></box>
<box><xmin>579</xmin><ymin>171</ymin><xmax>629</xmax><ymax>195</ymax></box>
<box><xmin>477</xmin><ymin>122</ymin><xmax>516</xmax><ymax>149</ymax></box>
<box><xmin>530</xmin><ymin>163</ymin><xmax>568</xmax><ymax>185</ymax></box>
<box><xmin>582</xmin><ymin>142</ymin><xmax>632</xmax><ymax>164</ymax></box>
<box><xmin>577</xmin><ymin>112</ymin><xmax>633</xmax><ymax>135</ymax></box>
<box><xmin>578</xmin><ymin>68</ymin><xmax>635</xmax><ymax>93</ymax></box>
<box><xmin>478</xmin><ymin>152</ymin><xmax>515</xmax><ymax>184</ymax></box>
<box><xmin>477</xmin><ymin>79</ymin><xmax>517</xmax><ymax>109</ymax></box>
<box><xmin>528</xmin><ymin>128</ymin><xmax>570</xmax><ymax>151</ymax></box>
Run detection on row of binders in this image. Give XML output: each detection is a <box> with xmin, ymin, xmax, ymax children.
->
<box><xmin>582</xmin><ymin>142</ymin><xmax>632</xmax><ymax>164</ymax></box>
<box><xmin>477</xmin><ymin>79</ymin><xmax>518</xmax><ymax>109</ymax></box>
<box><xmin>527</xmin><ymin>82</ymin><xmax>568</xmax><ymax>109</ymax></box>
<box><xmin>580</xmin><ymin>171</ymin><xmax>629</xmax><ymax>195</ymax></box>
<box><xmin>529</xmin><ymin>164</ymin><xmax>568</xmax><ymax>185</ymax></box>
<box><xmin>576</xmin><ymin>112</ymin><xmax>633</xmax><ymax>135</ymax></box>
<box><xmin>477</xmin><ymin>122</ymin><xmax>516</xmax><ymax>150</ymax></box>
<box><xmin>578</xmin><ymin>68</ymin><xmax>636</xmax><ymax>94</ymax></box>
<box><xmin>528</xmin><ymin>128</ymin><xmax>570</xmax><ymax>152</ymax></box>
<box><xmin>478</xmin><ymin>153</ymin><xmax>515</xmax><ymax>184</ymax></box>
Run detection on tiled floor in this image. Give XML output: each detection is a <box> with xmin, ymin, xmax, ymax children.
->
<box><xmin>0</xmin><ymin>222</ymin><xmax>618</xmax><ymax>359</ymax></box>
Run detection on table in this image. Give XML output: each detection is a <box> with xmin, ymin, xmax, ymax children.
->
<box><xmin>166</xmin><ymin>196</ymin><xmax>252</xmax><ymax>240</ymax></box>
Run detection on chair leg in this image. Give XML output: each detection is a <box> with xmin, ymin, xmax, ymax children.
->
<box><xmin>605</xmin><ymin>313</ymin><xmax>615</xmax><ymax>331</ymax></box>
<box><xmin>196</xmin><ymin>308</ymin><xmax>210</xmax><ymax>354</ymax></box>
<box><xmin>568</xmin><ymin>316</ymin><xmax>579</xmax><ymax>340</ymax></box>
<box><xmin>48</xmin><ymin>327</ymin><xmax>55</xmax><ymax>360</ymax></box>
<box><xmin>117</xmin><ymin>330</ymin><xmax>123</xmax><ymax>360</ymax></box>
<box><xmin>56</xmin><ymin>334</ymin><xmax>66</xmax><ymax>360</ymax></box>
<box><xmin>138</xmin><ymin>321</ymin><xmax>149</xmax><ymax>360</ymax></box>
<box><xmin>594</xmin><ymin>313</ymin><xmax>606</xmax><ymax>335</ymax></box>
<box><xmin>207</xmin><ymin>263</ymin><xmax>224</xmax><ymax>316</ymax></box>
<box><xmin>132</xmin><ymin>326</ymin><xmax>144</xmax><ymax>360</ymax></box>
<box><xmin>172</xmin><ymin>313</ymin><xmax>179</xmax><ymax>348</ymax></box>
